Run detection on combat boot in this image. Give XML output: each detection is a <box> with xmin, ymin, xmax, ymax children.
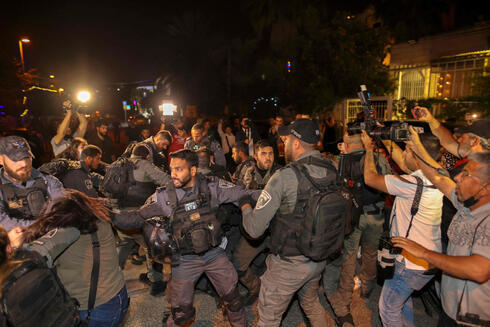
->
<box><xmin>240</xmin><ymin>269</ymin><xmax>261</xmax><ymax>305</ymax></box>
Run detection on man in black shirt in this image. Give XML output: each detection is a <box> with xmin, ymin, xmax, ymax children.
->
<box><xmin>87</xmin><ymin>120</ymin><xmax>115</xmax><ymax>163</ymax></box>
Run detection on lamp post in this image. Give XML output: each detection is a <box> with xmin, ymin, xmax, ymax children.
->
<box><xmin>18</xmin><ymin>38</ymin><xmax>30</xmax><ymax>73</ymax></box>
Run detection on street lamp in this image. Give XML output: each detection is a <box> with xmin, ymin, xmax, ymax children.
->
<box><xmin>18</xmin><ymin>38</ymin><xmax>30</xmax><ymax>73</ymax></box>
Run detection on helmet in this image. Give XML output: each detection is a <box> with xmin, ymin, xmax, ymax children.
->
<box><xmin>142</xmin><ymin>217</ymin><xmax>180</xmax><ymax>265</ymax></box>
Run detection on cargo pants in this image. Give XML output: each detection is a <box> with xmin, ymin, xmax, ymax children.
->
<box><xmin>327</xmin><ymin>203</ymin><xmax>384</xmax><ymax>316</ymax></box>
<box><xmin>166</xmin><ymin>247</ymin><xmax>247</xmax><ymax>327</ymax></box>
<box><xmin>258</xmin><ymin>254</ymin><xmax>327</xmax><ymax>327</ymax></box>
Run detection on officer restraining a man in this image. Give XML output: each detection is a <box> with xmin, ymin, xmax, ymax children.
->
<box><xmin>112</xmin><ymin>149</ymin><xmax>260</xmax><ymax>326</ymax></box>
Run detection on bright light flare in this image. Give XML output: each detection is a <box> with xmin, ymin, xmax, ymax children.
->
<box><xmin>160</xmin><ymin>102</ymin><xmax>177</xmax><ymax>116</ymax></box>
<box><xmin>21</xmin><ymin>38</ymin><xmax>30</xmax><ymax>43</ymax></box>
<box><xmin>77</xmin><ymin>91</ymin><xmax>91</xmax><ymax>103</ymax></box>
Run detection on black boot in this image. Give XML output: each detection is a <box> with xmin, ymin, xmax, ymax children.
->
<box><xmin>150</xmin><ymin>281</ymin><xmax>167</xmax><ymax>296</ymax></box>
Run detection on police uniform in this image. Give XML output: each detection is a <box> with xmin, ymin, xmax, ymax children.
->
<box><xmin>232</xmin><ymin>157</ymin><xmax>255</xmax><ymax>187</ymax></box>
<box><xmin>61</xmin><ymin>161</ymin><xmax>102</xmax><ymax>198</ymax></box>
<box><xmin>0</xmin><ymin>136</ymin><xmax>65</xmax><ymax>231</ymax></box>
<box><xmin>184</xmin><ymin>135</ymin><xmax>227</xmax><ymax>169</ymax></box>
<box><xmin>114</xmin><ymin>174</ymin><xmax>260</xmax><ymax>327</ymax></box>
<box><xmin>232</xmin><ymin>162</ymin><xmax>281</xmax><ymax>302</ymax></box>
<box><xmin>241</xmin><ymin>119</ymin><xmax>329</xmax><ymax>327</ymax></box>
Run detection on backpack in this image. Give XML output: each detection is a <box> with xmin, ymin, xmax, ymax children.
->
<box><xmin>290</xmin><ymin>157</ymin><xmax>347</xmax><ymax>262</ymax></box>
<box><xmin>0</xmin><ymin>251</ymin><xmax>84</xmax><ymax>327</ymax></box>
<box><xmin>100</xmin><ymin>158</ymin><xmax>135</xmax><ymax>200</ymax></box>
<box><xmin>38</xmin><ymin>159</ymin><xmax>81</xmax><ymax>180</ymax></box>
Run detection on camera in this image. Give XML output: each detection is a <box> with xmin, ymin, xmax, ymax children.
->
<box><xmin>347</xmin><ymin>85</ymin><xmax>411</xmax><ymax>142</ymax></box>
<box><xmin>379</xmin><ymin>235</ymin><xmax>402</xmax><ymax>255</ymax></box>
<box><xmin>347</xmin><ymin>121</ymin><xmax>411</xmax><ymax>142</ymax></box>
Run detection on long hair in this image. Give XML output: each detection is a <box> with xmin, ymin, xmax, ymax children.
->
<box><xmin>0</xmin><ymin>225</ymin><xmax>24</xmax><ymax>296</ymax></box>
<box><xmin>56</xmin><ymin>137</ymin><xmax>87</xmax><ymax>160</ymax></box>
<box><xmin>22</xmin><ymin>189</ymin><xmax>111</xmax><ymax>244</ymax></box>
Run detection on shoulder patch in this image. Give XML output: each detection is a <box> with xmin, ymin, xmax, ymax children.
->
<box><xmin>44</xmin><ymin>228</ymin><xmax>59</xmax><ymax>239</ymax></box>
<box><xmin>218</xmin><ymin>179</ymin><xmax>236</xmax><ymax>188</ymax></box>
<box><xmin>256</xmin><ymin>190</ymin><xmax>272</xmax><ymax>210</ymax></box>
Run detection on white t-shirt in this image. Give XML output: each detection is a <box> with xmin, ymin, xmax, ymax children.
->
<box><xmin>385</xmin><ymin>170</ymin><xmax>443</xmax><ymax>270</ymax></box>
<box><xmin>51</xmin><ymin>130</ymin><xmax>82</xmax><ymax>156</ymax></box>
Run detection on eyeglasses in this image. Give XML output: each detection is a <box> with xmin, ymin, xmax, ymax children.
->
<box><xmin>459</xmin><ymin>170</ymin><xmax>481</xmax><ymax>181</ymax></box>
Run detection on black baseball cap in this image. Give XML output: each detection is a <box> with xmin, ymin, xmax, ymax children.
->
<box><xmin>454</xmin><ymin>120</ymin><xmax>490</xmax><ymax>139</ymax></box>
<box><xmin>0</xmin><ymin>136</ymin><xmax>35</xmax><ymax>161</ymax></box>
<box><xmin>278</xmin><ymin>118</ymin><xmax>321</xmax><ymax>144</ymax></box>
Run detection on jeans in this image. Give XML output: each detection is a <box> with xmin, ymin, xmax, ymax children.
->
<box><xmin>79</xmin><ymin>286</ymin><xmax>130</xmax><ymax>327</ymax></box>
<box><xmin>379</xmin><ymin>260</ymin><xmax>434</xmax><ymax>327</ymax></box>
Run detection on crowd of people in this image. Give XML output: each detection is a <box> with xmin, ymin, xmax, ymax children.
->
<box><xmin>0</xmin><ymin>103</ymin><xmax>488</xmax><ymax>327</ymax></box>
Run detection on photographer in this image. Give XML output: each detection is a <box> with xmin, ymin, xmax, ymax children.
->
<box><xmin>327</xmin><ymin>133</ymin><xmax>389</xmax><ymax>325</ymax></box>
<box><xmin>392</xmin><ymin>127</ymin><xmax>490</xmax><ymax>327</ymax></box>
<box><xmin>412</xmin><ymin>106</ymin><xmax>489</xmax><ymax>158</ymax></box>
<box><xmin>51</xmin><ymin>100</ymin><xmax>88</xmax><ymax>157</ymax></box>
<box><xmin>235</xmin><ymin>116</ymin><xmax>260</xmax><ymax>156</ymax></box>
<box><xmin>361</xmin><ymin>130</ymin><xmax>444</xmax><ymax>327</ymax></box>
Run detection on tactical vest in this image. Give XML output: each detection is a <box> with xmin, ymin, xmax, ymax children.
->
<box><xmin>166</xmin><ymin>175</ymin><xmax>222</xmax><ymax>255</ymax></box>
<box><xmin>339</xmin><ymin>151</ymin><xmax>384</xmax><ymax>233</ymax></box>
<box><xmin>0</xmin><ymin>177</ymin><xmax>49</xmax><ymax>221</ymax></box>
<box><xmin>270</xmin><ymin>156</ymin><xmax>346</xmax><ymax>261</ymax></box>
<box><xmin>247</xmin><ymin>164</ymin><xmax>279</xmax><ymax>190</ymax></box>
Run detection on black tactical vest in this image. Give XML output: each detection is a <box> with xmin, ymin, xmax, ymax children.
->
<box><xmin>166</xmin><ymin>175</ymin><xmax>222</xmax><ymax>255</ymax></box>
<box><xmin>0</xmin><ymin>177</ymin><xmax>49</xmax><ymax>220</ymax></box>
<box><xmin>247</xmin><ymin>164</ymin><xmax>280</xmax><ymax>190</ymax></box>
<box><xmin>270</xmin><ymin>156</ymin><xmax>346</xmax><ymax>260</ymax></box>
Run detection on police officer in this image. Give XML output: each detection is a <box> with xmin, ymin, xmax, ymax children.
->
<box><xmin>61</xmin><ymin>145</ymin><xmax>103</xmax><ymax>198</ymax></box>
<box><xmin>326</xmin><ymin>133</ymin><xmax>389</xmax><ymax>326</ymax></box>
<box><xmin>231</xmin><ymin>142</ymin><xmax>255</xmax><ymax>187</ymax></box>
<box><xmin>233</xmin><ymin>139</ymin><xmax>281</xmax><ymax>304</ymax></box>
<box><xmin>0</xmin><ymin>136</ymin><xmax>65</xmax><ymax>231</ymax></box>
<box><xmin>240</xmin><ymin>119</ymin><xmax>330</xmax><ymax>327</ymax></box>
<box><xmin>118</xmin><ymin>143</ymin><xmax>171</xmax><ymax>295</ymax></box>
<box><xmin>123</xmin><ymin>130</ymin><xmax>172</xmax><ymax>170</ymax></box>
<box><xmin>196</xmin><ymin>146</ymin><xmax>230</xmax><ymax>180</ymax></box>
<box><xmin>185</xmin><ymin>123</ymin><xmax>227</xmax><ymax>169</ymax></box>
<box><xmin>113</xmin><ymin>149</ymin><xmax>260</xmax><ymax>327</ymax></box>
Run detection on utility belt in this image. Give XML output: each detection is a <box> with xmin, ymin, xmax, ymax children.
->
<box><xmin>173</xmin><ymin>210</ymin><xmax>222</xmax><ymax>255</ymax></box>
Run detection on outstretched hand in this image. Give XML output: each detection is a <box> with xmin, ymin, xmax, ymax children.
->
<box><xmin>391</xmin><ymin>237</ymin><xmax>429</xmax><ymax>259</ymax></box>
<box><xmin>8</xmin><ymin>227</ymin><xmax>25</xmax><ymax>248</ymax></box>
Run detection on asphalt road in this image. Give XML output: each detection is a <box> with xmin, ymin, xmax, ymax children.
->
<box><xmin>120</xmin><ymin>259</ymin><xmax>440</xmax><ymax>327</ymax></box>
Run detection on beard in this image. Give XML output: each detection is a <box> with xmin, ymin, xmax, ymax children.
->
<box><xmin>4</xmin><ymin>163</ymin><xmax>32</xmax><ymax>183</ymax></box>
<box><xmin>285</xmin><ymin>142</ymin><xmax>293</xmax><ymax>164</ymax></box>
<box><xmin>458</xmin><ymin>141</ymin><xmax>472</xmax><ymax>158</ymax></box>
<box><xmin>258</xmin><ymin>160</ymin><xmax>272</xmax><ymax>170</ymax></box>
<box><xmin>172</xmin><ymin>174</ymin><xmax>191</xmax><ymax>188</ymax></box>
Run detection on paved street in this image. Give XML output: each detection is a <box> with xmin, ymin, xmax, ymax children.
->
<box><xmin>120</xmin><ymin>258</ymin><xmax>439</xmax><ymax>327</ymax></box>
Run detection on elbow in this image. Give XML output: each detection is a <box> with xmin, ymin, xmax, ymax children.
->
<box><xmin>472</xmin><ymin>270</ymin><xmax>489</xmax><ymax>284</ymax></box>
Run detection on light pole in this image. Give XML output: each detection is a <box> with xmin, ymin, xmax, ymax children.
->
<box><xmin>18</xmin><ymin>38</ymin><xmax>30</xmax><ymax>73</ymax></box>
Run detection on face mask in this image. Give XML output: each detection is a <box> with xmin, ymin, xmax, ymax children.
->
<box><xmin>463</xmin><ymin>196</ymin><xmax>479</xmax><ymax>208</ymax></box>
<box><xmin>462</xmin><ymin>184</ymin><xmax>487</xmax><ymax>209</ymax></box>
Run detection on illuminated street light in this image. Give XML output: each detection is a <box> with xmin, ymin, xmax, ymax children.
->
<box><xmin>49</xmin><ymin>75</ymin><xmax>55</xmax><ymax>79</ymax></box>
<box><xmin>77</xmin><ymin>91</ymin><xmax>91</xmax><ymax>103</ymax></box>
<box><xmin>58</xmin><ymin>88</ymin><xmax>64</xmax><ymax>92</ymax></box>
<box><xmin>18</xmin><ymin>38</ymin><xmax>31</xmax><ymax>73</ymax></box>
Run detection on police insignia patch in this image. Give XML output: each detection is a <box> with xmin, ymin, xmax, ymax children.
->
<box><xmin>44</xmin><ymin>228</ymin><xmax>58</xmax><ymax>239</ymax></box>
<box><xmin>218</xmin><ymin>179</ymin><xmax>235</xmax><ymax>188</ymax></box>
<box><xmin>85</xmin><ymin>179</ymin><xmax>93</xmax><ymax>189</ymax></box>
<box><xmin>256</xmin><ymin>191</ymin><xmax>271</xmax><ymax>210</ymax></box>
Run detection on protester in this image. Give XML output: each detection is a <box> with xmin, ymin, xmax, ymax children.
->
<box><xmin>51</xmin><ymin>100</ymin><xmax>88</xmax><ymax>157</ymax></box>
<box><xmin>56</xmin><ymin>137</ymin><xmax>88</xmax><ymax>161</ymax></box>
<box><xmin>87</xmin><ymin>120</ymin><xmax>116</xmax><ymax>163</ymax></box>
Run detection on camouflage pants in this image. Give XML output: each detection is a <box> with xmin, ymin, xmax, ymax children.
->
<box><xmin>258</xmin><ymin>254</ymin><xmax>327</xmax><ymax>327</ymax></box>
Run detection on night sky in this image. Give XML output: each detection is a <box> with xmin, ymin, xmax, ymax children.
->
<box><xmin>2</xmin><ymin>1</ymin><xmax>246</xmax><ymax>89</ymax></box>
<box><xmin>2</xmin><ymin>0</ymin><xmax>487</xmax><ymax>90</ymax></box>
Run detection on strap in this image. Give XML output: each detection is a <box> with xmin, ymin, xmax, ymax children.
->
<box><xmin>87</xmin><ymin>231</ymin><xmax>100</xmax><ymax>319</ymax></box>
<box><xmin>166</xmin><ymin>181</ymin><xmax>178</xmax><ymax>210</ymax></box>
<box><xmin>404</xmin><ymin>176</ymin><xmax>424</xmax><ymax>238</ymax></box>
<box><xmin>388</xmin><ymin>176</ymin><xmax>424</xmax><ymax>237</ymax></box>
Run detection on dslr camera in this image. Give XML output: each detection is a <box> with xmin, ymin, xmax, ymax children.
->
<box><xmin>379</xmin><ymin>234</ymin><xmax>402</xmax><ymax>255</ymax></box>
<box><xmin>347</xmin><ymin>85</ymin><xmax>411</xmax><ymax>142</ymax></box>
